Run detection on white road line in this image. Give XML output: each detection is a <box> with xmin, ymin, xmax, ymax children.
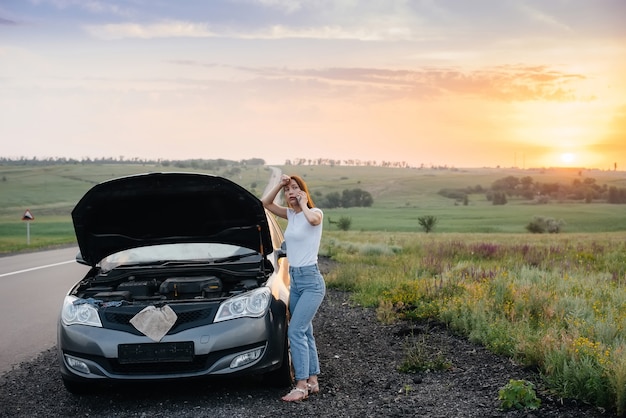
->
<box><xmin>0</xmin><ymin>260</ymin><xmax>75</xmax><ymax>278</ymax></box>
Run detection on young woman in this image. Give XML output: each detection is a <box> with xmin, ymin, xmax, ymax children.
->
<box><xmin>261</xmin><ymin>173</ymin><xmax>326</xmax><ymax>402</ymax></box>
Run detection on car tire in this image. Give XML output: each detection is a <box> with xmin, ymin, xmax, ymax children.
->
<box><xmin>263</xmin><ymin>329</ymin><xmax>293</xmax><ymax>388</ymax></box>
<box><xmin>62</xmin><ymin>377</ymin><xmax>95</xmax><ymax>395</ymax></box>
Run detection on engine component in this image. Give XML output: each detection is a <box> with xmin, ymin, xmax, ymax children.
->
<box><xmin>118</xmin><ymin>279</ymin><xmax>159</xmax><ymax>299</ymax></box>
<box><xmin>159</xmin><ymin>276</ymin><xmax>223</xmax><ymax>299</ymax></box>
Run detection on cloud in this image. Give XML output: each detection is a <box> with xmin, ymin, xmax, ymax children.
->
<box><xmin>83</xmin><ymin>21</ymin><xmax>218</xmax><ymax>40</ymax></box>
<box><xmin>84</xmin><ymin>1</ymin><xmax>586</xmax><ymax>43</ymax></box>
<box><xmin>249</xmin><ymin>0</ymin><xmax>305</xmax><ymax>14</ymax></box>
<box><xmin>516</xmin><ymin>3</ymin><xmax>573</xmax><ymax>32</ymax></box>
<box><xmin>0</xmin><ymin>16</ymin><xmax>18</xmax><ymax>25</ymax></box>
<box><xmin>30</xmin><ymin>0</ymin><xmax>131</xmax><ymax>17</ymax></box>
<box><xmin>219</xmin><ymin>64</ymin><xmax>588</xmax><ymax>102</ymax></box>
<box><xmin>163</xmin><ymin>59</ymin><xmax>588</xmax><ymax>106</ymax></box>
<box><xmin>83</xmin><ymin>19</ymin><xmax>421</xmax><ymax>41</ymax></box>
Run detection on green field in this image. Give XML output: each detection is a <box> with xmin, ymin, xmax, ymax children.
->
<box><xmin>1</xmin><ymin>163</ymin><xmax>625</xmax><ymax>253</ymax></box>
<box><xmin>0</xmin><ymin>163</ymin><xmax>269</xmax><ymax>252</ymax></box>
<box><xmin>293</xmin><ymin>165</ymin><xmax>626</xmax><ymax>233</ymax></box>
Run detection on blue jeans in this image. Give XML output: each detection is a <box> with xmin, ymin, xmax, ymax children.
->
<box><xmin>288</xmin><ymin>264</ymin><xmax>326</xmax><ymax>381</ymax></box>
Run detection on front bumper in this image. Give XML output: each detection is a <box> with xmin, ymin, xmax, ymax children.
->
<box><xmin>58</xmin><ymin>300</ymin><xmax>287</xmax><ymax>383</ymax></box>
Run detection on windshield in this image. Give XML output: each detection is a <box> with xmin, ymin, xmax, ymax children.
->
<box><xmin>100</xmin><ymin>243</ymin><xmax>256</xmax><ymax>272</ymax></box>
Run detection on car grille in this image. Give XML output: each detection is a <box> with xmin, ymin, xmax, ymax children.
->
<box><xmin>67</xmin><ymin>344</ymin><xmax>263</xmax><ymax>376</ymax></box>
<box><xmin>109</xmin><ymin>355</ymin><xmax>211</xmax><ymax>374</ymax></box>
<box><xmin>101</xmin><ymin>304</ymin><xmax>218</xmax><ymax>335</ymax></box>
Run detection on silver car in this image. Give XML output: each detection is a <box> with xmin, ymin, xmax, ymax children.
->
<box><xmin>58</xmin><ymin>172</ymin><xmax>292</xmax><ymax>394</ymax></box>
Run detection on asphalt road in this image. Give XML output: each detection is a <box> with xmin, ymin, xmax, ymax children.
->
<box><xmin>0</xmin><ymin>247</ymin><xmax>89</xmax><ymax>374</ymax></box>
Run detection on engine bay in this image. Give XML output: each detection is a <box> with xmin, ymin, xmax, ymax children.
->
<box><xmin>72</xmin><ymin>264</ymin><xmax>272</xmax><ymax>304</ymax></box>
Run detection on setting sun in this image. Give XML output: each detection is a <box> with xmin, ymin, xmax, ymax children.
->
<box><xmin>560</xmin><ymin>153</ymin><xmax>576</xmax><ymax>165</ymax></box>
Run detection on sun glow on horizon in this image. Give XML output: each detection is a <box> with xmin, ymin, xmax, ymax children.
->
<box><xmin>560</xmin><ymin>152</ymin><xmax>576</xmax><ymax>165</ymax></box>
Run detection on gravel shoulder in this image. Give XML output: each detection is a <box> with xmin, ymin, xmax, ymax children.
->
<box><xmin>0</xmin><ymin>260</ymin><xmax>610</xmax><ymax>417</ymax></box>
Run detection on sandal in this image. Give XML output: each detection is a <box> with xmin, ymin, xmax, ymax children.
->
<box><xmin>307</xmin><ymin>382</ymin><xmax>320</xmax><ymax>395</ymax></box>
<box><xmin>281</xmin><ymin>387</ymin><xmax>308</xmax><ymax>402</ymax></box>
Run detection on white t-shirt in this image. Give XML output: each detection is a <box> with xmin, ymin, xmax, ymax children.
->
<box><xmin>284</xmin><ymin>207</ymin><xmax>323</xmax><ymax>267</ymax></box>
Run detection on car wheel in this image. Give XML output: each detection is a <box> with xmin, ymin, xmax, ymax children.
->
<box><xmin>263</xmin><ymin>329</ymin><xmax>293</xmax><ymax>388</ymax></box>
<box><xmin>62</xmin><ymin>377</ymin><xmax>95</xmax><ymax>395</ymax></box>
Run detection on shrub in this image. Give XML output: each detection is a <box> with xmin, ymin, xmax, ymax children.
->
<box><xmin>418</xmin><ymin>215</ymin><xmax>438</xmax><ymax>233</ymax></box>
<box><xmin>525</xmin><ymin>216</ymin><xmax>565</xmax><ymax>233</ymax></box>
<box><xmin>376</xmin><ymin>299</ymin><xmax>396</xmax><ymax>324</ymax></box>
<box><xmin>341</xmin><ymin>188</ymin><xmax>373</xmax><ymax>207</ymax></box>
<box><xmin>336</xmin><ymin>216</ymin><xmax>352</xmax><ymax>231</ymax></box>
<box><xmin>498</xmin><ymin>379</ymin><xmax>541</xmax><ymax>411</ymax></box>
<box><xmin>398</xmin><ymin>334</ymin><xmax>452</xmax><ymax>373</ymax></box>
<box><xmin>492</xmin><ymin>191</ymin><xmax>508</xmax><ymax>205</ymax></box>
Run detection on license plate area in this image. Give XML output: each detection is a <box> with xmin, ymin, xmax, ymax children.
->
<box><xmin>118</xmin><ymin>342</ymin><xmax>194</xmax><ymax>364</ymax></box>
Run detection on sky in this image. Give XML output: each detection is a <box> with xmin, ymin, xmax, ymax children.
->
<box><xmin>1</xmin><ymin>0</ymin><xmax>625</xmax><ymax>170</ymax></box>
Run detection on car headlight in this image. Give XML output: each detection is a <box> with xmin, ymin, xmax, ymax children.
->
<box><xmin>61</xmin><ymin>296</ymin><xmax>103</xmax><ymax>327</ymax></box>
<box><xmin>214</xmin><ymin>287</ymin><xmax>271</xmax><ymax>323</ymax></box>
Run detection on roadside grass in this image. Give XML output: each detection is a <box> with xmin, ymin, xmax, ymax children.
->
<box><xmin>322</xmin><ymin>230</ymin><xmax>626</xmax><ymax>415</ymax></box>
<box><xmin>0</xmin><ymin>218</ymin><xmax>75</xmax><ymax>252</ymax></box>
<box><xmin>398</xmin><ymin>332</ymin><xmax>453</xmax><ymax>374</ymax></box>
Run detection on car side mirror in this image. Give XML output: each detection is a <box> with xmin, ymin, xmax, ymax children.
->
<box><xmin>75</xmin><ymin>252</ymin><xmax>90</xmax><ymax>266</ymax></box>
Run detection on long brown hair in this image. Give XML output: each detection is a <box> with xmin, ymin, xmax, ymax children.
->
<box><xmin>287</xmin><ymin>174</ymin><xmax>315</xmax><ymax>209</ymax></box>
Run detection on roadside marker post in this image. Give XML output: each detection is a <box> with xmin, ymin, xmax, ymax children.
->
<box><xmin>22</xmin><ymin>209</ymin><xmax>35</xmax><ymax>245</ymax></box>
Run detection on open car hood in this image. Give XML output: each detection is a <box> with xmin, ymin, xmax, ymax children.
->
<box><xmin>72</xmin><ymin>172</ymin><xmax>273</xmax><ymax>266</ymax></box>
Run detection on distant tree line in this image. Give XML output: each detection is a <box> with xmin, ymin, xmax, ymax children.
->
<box><xmin>0</xmin><ymin>156</ymin><xmax>266</xmax><ymax>169</ymax></box>
<box><xmin>2</xmin><ymin>155</ymin><xmax>421</xmax><ymax>170</ymax></box>
<box><xmin>1</xmin><ymin>155</ymin><xmax>480</xmax><ymax>171</ymax></box>
<box><xmin>438</xmin><ymin>175</ymin><xmax>626</xmax><ymax>204</ymax></box>
<box><xmin>315</xmin><ymin>188</ymin><xmax>374</xmax><ymax>209</ymax></box>
<box><xmin>285</xmin><ymin>158</ymin><xmax>411</xmax><ymax>168</ymax></box>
